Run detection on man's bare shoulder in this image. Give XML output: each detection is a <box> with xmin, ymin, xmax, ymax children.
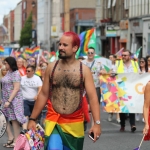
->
<box><xmin>46</xmin><ymin>61</ymin><xmax>58</xmax><ymax>75</ymax></box>
<box><xmin>82</xmin><ymin>63</ymin><xmax>91</xmax><ymax>76</ymax></box>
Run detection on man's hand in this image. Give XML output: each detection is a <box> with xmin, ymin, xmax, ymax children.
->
<box><xmin>27</xmin><ymin>120</ymin><xmax>36</xmax><ymax>131</ymax></box>
<box><xmin>89</xmin><ymin>124</ymin><xmax>101</xmax><ymax>142</ymax></box>
<box><xmin>143</xmin><ymin>124</ymin><xmax>149</xmax><ymax>135</ymax></box>
<box><xmin>100</xmin><ymin>70</ymin><xmax>107</xmax><ymax>75</ymax></box>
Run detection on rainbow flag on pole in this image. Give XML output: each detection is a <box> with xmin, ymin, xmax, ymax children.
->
<box><xmin>44</xmin><ymin>101</ymin><xmax>84</xmax><ymax>150</ymax></box>
<box><xmin>33</xmin><ymin>46</ymin><xmax>40</xmax><ymax>55</ymax></box>
<box><xmin>78</xmin><ymin>28</ymin><xmax>96</xmax><ymax>57</ymax></box>
<box><xmin>0</xmin><ymin>46</ymin><xmax>4</xmax><ymax>56</ymax></box>
<box><xmin>25</xmin><ymin>48</ymin><xmax>34</xmax><ymax>56</ymax></box>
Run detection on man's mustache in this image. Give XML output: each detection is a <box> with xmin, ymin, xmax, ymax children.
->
<box><xmin>59</xmin><ymin>50</ymin><xmax>65</xmax><ymax>54</ymax></box>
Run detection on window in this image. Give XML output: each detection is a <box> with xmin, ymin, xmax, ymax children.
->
<box><xmin>112</xmin><ymin>0</ymin><xmax>116</xmax><ymax>7</ymax></box>
<box><xmin>108</xmin><ymin>0</ymin><xmax>111</xmax><ymax>9</ymax></box>
<box><xmin>124</xmin><ymin>0</ymin><xmax>129</xmax><ymax>10</ymax></box>
<box><xmin>23</xmin><ymin>1</ymin><xmax>26</xmax><ymax>10</ymax></box>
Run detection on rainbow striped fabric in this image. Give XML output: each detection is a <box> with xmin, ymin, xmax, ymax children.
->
<box><xmin>35</xmin><ymin>70</ymin><xmax>41</xmax><ymax>77</ymax></box>
<box><xmin>44</xmin><ymin>101</ymin><xmax>84</xmax><ymax>150</ymax></box>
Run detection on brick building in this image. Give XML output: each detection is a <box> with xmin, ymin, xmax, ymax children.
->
<box><xmin>98</xmin><ymin>0</ymin><xmax>129</xmax><ymax>57</ymax></box>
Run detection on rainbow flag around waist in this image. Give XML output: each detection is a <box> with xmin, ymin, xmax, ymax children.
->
<box><xmin>44</xmin><ymin>101</ymin><xmax>84</xmax><ymax>150</ymax></box>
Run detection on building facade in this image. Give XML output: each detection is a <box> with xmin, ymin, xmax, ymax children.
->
<box><xmin>128</xmin><ymin>0</ymin><xmax>150</xmax><ymax>57</ymax></box>
<box><xmin>98</xmin><ymin>0</ymin><xmax>129</xmax><ymax>57</ymax></box>
<box><xmin>14</xmin><ymin>1</ymin><xmax>22</xmax><ymax>43</ymax></box>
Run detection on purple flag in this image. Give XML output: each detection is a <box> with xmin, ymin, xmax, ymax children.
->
<box><xmin>133</xmin><ymin>147</ymin><xmax>139</xmax><ymax>150</ymax></box>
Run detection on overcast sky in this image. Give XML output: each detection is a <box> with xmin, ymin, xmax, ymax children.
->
<box><xmin>0</xmin><ymin>0</ymin><xmax>21</xmax><ymax>24</ymax></box>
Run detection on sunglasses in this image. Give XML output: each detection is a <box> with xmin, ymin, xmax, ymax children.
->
<box><xmin>26</xmin><ymin>70</ymin><xmax>31</xmax><ymax>73</ymax></box>
<box><xmin>140</xmin><ymin>61</ymin><xmax>145</xmax><ymax>63</ymax></box>
<box><xmin>122</xmin><ymin>55</ymin><xmax>129</xmax><ymax>57</ymax></box>
<box><xmin>88</xmin><ymin>52</ymin><xmax>94</xmax><ymax>55</ymax></box>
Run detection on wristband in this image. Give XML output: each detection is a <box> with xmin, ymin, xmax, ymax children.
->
<box><xmin>29</xmin><ymin>118</ymin><xmax>36</xmax><ymax>122</ymax></box>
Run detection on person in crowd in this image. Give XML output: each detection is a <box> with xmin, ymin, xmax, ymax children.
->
<box><xmin>108</xmin><ymin>54</ymin><xmax>120</xmax><ymax>123</ymax></box>
<box><xmin>136</xmin><ymin>57</ymin><xmax>148</xmax><ymax>122</ymax></box>
<box><xmin>27</xmin><ymin>57</ymin><xmax>37</xmax><ymax>68</ymax></box>
<box><xmin>139</xmin><ymin>57</ymin><xmax>148</xmax><ymax>73</ymax></box>
<box><xmin>1</xmin><ymin>57</ymin><xmax>26</xmax><ymax>148</ymax></box>
<box><xmin>146</xmin><ymin>55</ymin><xmax>150</xmax><ymax>72</ymax></box>
<box><xmin>17</xmin><ymin>57</ymin><xmax>26</xmax><ymax>76</ymax></box>
<box><xmin>143</xmin><ymin>82</ymin><xmax>150</xmax><ymax>140</ymax></box>
<box><xmin>0</xmin><ymin>65</ymin><xmax>7</xmax><ymax>105</ymax></box>
<box><xmin>40</xmin><ymin>62</ymin><xmax>48</xmax><ymax>81</ymax></box>
<box><xmin>27</xmin><ymin>32</ymin><xmax>101</xmax><ymax>150</ymax></box>
<box><xmin>21</xmin><ymin>65</ymin><xmax>42</xmax><ymax>129</ymax></box>
<box><xmin>82</xmin><ymin>47</ymin><xmax>105</xmax><ymax>127</ymax></box>
<box><xmin>114</xmin><ymin>50</ymin><xmax>140</xmax><ymax>132</ymax></box>
<box><xmin>39</xmin><ymin>62</ymin><xmax>48</xmax><ymax>127</ymax></box>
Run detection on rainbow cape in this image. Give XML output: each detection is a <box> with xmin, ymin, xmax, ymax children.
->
<box><xmin>44</xmin><ymin>101</ymin><xmax>84</xmax><ymax>150</ymax></box>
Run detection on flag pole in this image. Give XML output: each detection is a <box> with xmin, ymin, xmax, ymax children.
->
<box><xmin>139</xmin><ymin>135</ymin><xmax>145</xmax><ymax>149</ymax></box>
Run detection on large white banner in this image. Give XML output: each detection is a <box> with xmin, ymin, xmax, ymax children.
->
<box><xmin>100</xmin><ymin>73</ymin><xmax>150</xmax><ymax>113</ymax></box>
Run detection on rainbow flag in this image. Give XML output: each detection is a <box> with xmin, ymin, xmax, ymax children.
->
<box><xmin>0</xmin><ymin>46</ymin><xmax>4</xmax><ymax>55</ymax></box>
<box><xmin>35</xmin><ymin>70</ymin><xmax>41</xmax><ymax>77</ymax></box>
<box><xmin>78</xmin><ymin>28</ymin><xmax>96</xmax><ymax>57</ymax></box>
<box><xmin>33</xmin><ymin>46</ymin><xmax>40</xmax><ymax>55</ymax></box>
<box><xmin>19</xmin><ymin>52</ymin><xmax>26</xmax><ymax>59</ymax></box>
<box><xmin>45</xmin><ymin>101</ymin><xmax>84</xmax><ymax>150</ymax></box>
<box><xmin>25</xmin><ymin>48</ymin><xmax>34</xmax><ymax>56</ymax></box>
<box><xmin>14</xmin><ymin>51</ymin><xmax>21</xmax><ymax>58</ymax></box>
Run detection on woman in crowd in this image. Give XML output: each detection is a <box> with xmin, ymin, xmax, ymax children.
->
<box><xmin>0</xmin><ymin>65</ymin><xmax>8</xmax><ymax>105</ymax></box>
<box><xmin>17</xmin><ymin>57</ymin><xmax>26</xmax><ymax>76</ymax></box>
<box><xmin>139</xmin><ymin>57</ymin><xmax>148</xmax><ymax>73</ymax></box>
<box><xmin>27</xmin><ymin>57</ymin><xmax>37</xmax><ymax>68</ymax></box>
<box><xmin>146</xmin><ymin>55</ymin><xmax>150</xmax><ymax>72</ymax></box>
<box><xmin>136</xmin><ymin>57</ymin><xmax>148</xmax><ymax>122</ymax></box>
<box><xmin>1</xmin><ymin>57</ymin><xmax>26</xmax><ymax>148</ymax></box>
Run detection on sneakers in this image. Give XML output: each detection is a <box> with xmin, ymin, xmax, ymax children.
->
<box><xmin>135</xmin><ymin>114</ymin><xmax>140</xmax><ymax>121</ymax></box>
<box><xmin>120</xmin><ymin>127</ymin><xmax>125</xmax><ymax>132</ymax></box>
<box><xmin>116</xmin><ymin>119</ymin><xmax>120</xmax><ymax>123</ymax></box>
<box><xmin>108</xmin><ymin>113</ymin><xmax>113</xmax><ymax>122</ymax></box>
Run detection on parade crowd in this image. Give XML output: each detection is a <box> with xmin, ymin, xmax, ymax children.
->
<box><xmin>0</xmin><ymin>31</ymin><xmax>150</xmax><ymax>150</ymax></box>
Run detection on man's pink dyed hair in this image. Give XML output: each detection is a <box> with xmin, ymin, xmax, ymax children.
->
<box><xmin>63</xmin><ymin>32</ymin><xmax>80</xmax><ymax>50</ymax></box>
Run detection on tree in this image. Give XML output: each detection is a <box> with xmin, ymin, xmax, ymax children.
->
<box><xmin>19</xmin><ymin>13</ymin><xmax>32</xmax><ymax>47</ymax></box>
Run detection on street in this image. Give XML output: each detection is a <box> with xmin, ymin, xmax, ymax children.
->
<box><xmin>0</xmin><ymin>110</ymin><xmax>149</xmax><ymax>150</ymax></box>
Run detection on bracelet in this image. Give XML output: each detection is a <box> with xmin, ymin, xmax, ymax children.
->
<box><xmin>29</xmin><ymin>118</ymin><xmax>36</xmax><ymax>122</ymax></box>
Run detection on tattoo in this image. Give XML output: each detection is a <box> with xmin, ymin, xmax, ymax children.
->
<box><xmin>58</xmin><ymin>68</ymin><xmax>61</xmax><ymax>71</ymax></box>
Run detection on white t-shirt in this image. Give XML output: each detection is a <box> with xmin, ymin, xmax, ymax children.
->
<box><xmin>82</xmin><ymin>59</ymin><xmax>103</xmax><ymax>88</ymax></box>
<box><xmin>21</xmin><ymin>75</ymin><xmax>42</xmax><ymax>101</ymax></box>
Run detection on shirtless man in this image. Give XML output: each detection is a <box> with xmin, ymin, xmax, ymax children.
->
<box><xmin>28</xmin><ymin>32</ymin><xmax>101</xmax><ymax>150</ymax></box>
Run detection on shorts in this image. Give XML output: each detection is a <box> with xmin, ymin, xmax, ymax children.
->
<box><xmin>24</xmin><ymin>100</ymin><xmax>35</xmax><ymax>117</ymax></box>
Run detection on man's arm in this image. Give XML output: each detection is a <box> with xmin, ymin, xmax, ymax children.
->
<box><xmin>83</xmin><ymin>65</ymin><xmax>101</xmax><ymax>141</ymax></box>
<box><xmin>143</xmin><ymin>82</ymin><xmax>150</xmax><ymax>135</ymax></box>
